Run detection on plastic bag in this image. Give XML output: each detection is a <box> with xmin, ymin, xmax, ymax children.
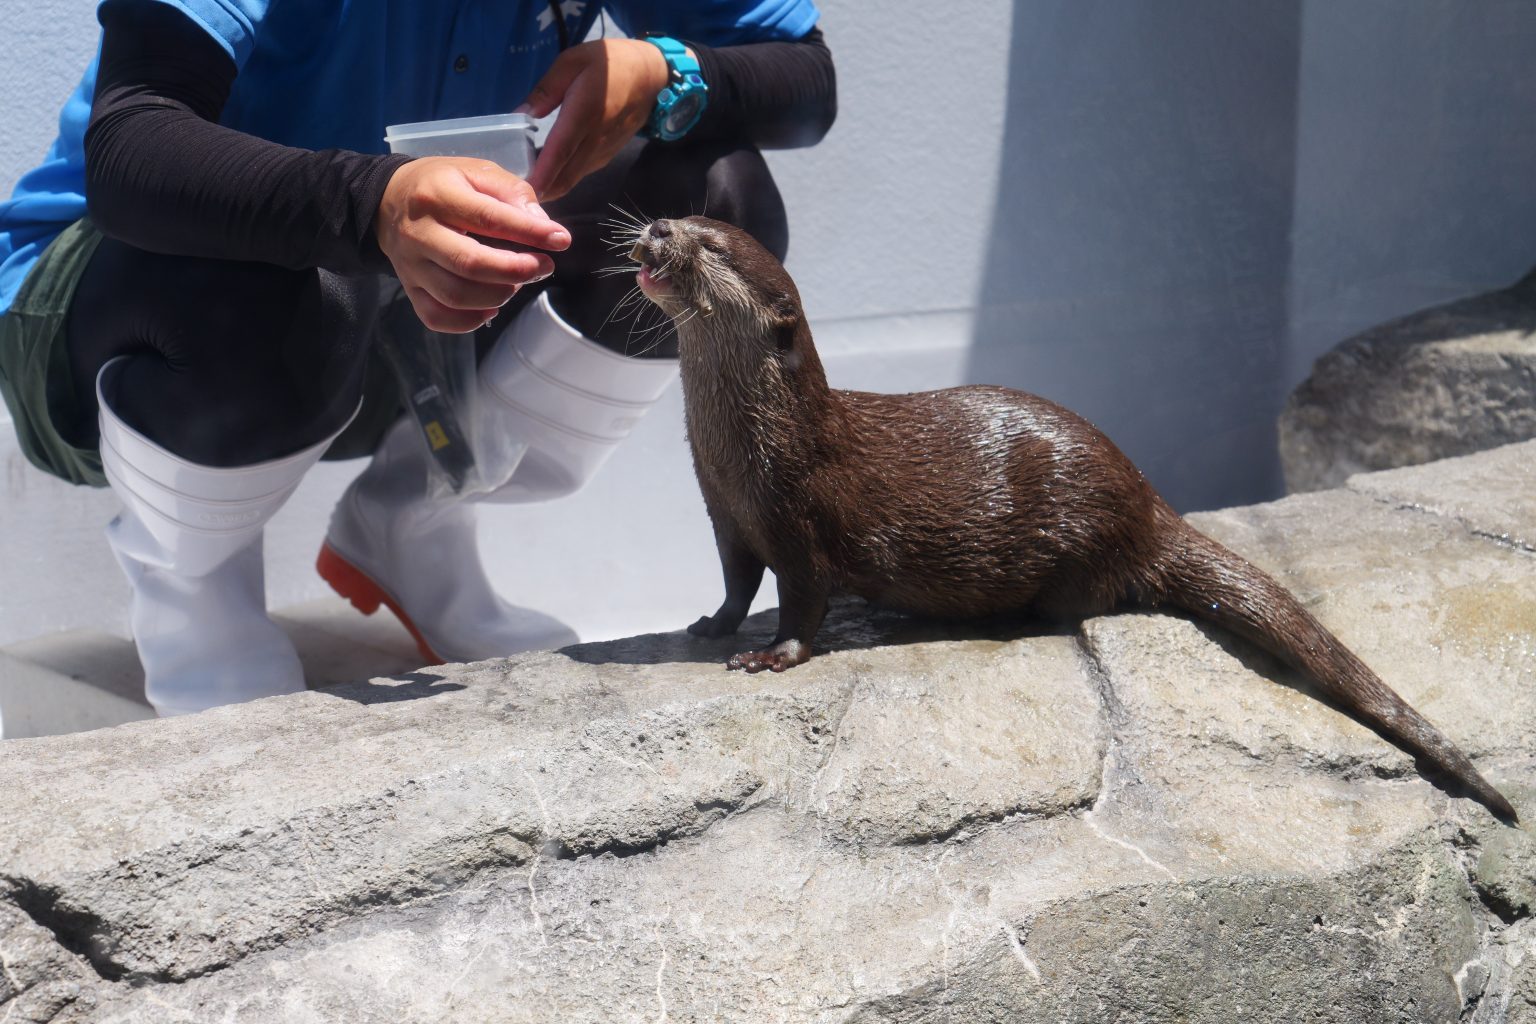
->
<box><xmin>376</xmin><ymin>112</ymin><xmax>539</xmax><ymax>500</ymax></box>
<box><xmin>376</xmin><ymin>287</ymin><xmax>527</xmax><ymax>501</ymax></box>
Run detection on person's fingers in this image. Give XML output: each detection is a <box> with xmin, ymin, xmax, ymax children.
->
<box><xmin>541</xmin><ymin>152</ymin><xmax>599</xmax><ymax>204</ymax></box>
<box><xmin>528</xmin><ymin>61</ymin><xmax>611</xmax><ymax>201</ymax></box>
<box><xmin>423</xmin><ymin>224</ymin><xmax>556</xmax><ymax>284</ymax></box>
<box><xmin>455</xmin><ymin>162</ymin><xmax>568</xmax><ymax>249</ymax></box>
<box><xmin>526</xmin><ymin>111</ymin><xmax>588</xmax><ymax>201</ymax></box>
<box><xmin>520</xmin><ymin>47</ymin><xmax>588</xmax><ymax>118</ymax></box>
<box><xmin>439</xmin><ymin>183</ymin><xmax>571</xmax><ymax>250</ymax></box>
<box><xmin>544</xmin><ymin>125</ymin><xmax>632</xmax><ymax>202</ymax></box>
<box><xmin>411</xmin><ymin>259</ymin><xmax>526</xmax><ymax>311</ymax></box>
<box><xmin>404</xmin><ymin>285</ymin><xmax>499</xmax><ymax>334</ymax></box>
<box><xmin>456</xmin><ymin>160</ymin><xmax>538</xmax><ymax>206</ymax></box>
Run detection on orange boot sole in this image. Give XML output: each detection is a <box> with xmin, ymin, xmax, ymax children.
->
<box><xmin>316</xmin><ymin>542</ymin><xmax>443</xmax><ymax>665</ymax></box>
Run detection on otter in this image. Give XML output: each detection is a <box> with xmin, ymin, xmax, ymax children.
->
<box><xmin>630</xmin><ymin>215</ymin><xmax>1516</xmax><ymax>822</ymax></box>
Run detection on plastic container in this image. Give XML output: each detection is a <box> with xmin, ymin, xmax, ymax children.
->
<box><xmin>384</xmin><ymin>112</ymin><xmax>536</xmax><ymax>175</ymax></box>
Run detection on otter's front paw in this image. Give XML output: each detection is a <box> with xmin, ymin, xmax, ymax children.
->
<box><xmin>688</xmin><ymin>615</ymin><xmax>737</xmax><ymax>638</ymax></box>
<box><xmin>727</xmin><ymin>640</ymin><xmax>810</xmax><ymax>673</ymax></box>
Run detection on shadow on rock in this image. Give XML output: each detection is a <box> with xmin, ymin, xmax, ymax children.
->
<box><xmin>559</xmin><ymin>595</ymin><xmax>1069</xmax><ymax>667</ymax></box>
<box><xmin>314</xmin><ymin>672</ymin><xmax>468</xmax><ymax>704</ymax></box>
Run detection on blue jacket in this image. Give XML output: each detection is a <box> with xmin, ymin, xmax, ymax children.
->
<box><xmin>0</xmin><ymin>0</ymin><xmax>819</xmax><ymax>312</ymax></box>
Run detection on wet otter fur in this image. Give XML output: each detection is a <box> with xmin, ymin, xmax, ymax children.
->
<box><xmin>632</xmin><ymin>215</ymin><xmax>1516</xmax><ymax>822</ymax></box>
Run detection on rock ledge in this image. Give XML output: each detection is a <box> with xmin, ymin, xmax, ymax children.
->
<box><xmin>3</xmin><ymin>442</ymin><xmax>1535</xmax><ymax>1023</ymax></box>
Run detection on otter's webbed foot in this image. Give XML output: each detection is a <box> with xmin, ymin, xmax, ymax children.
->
<box><xmin>727</xmin><ymin>639</ymin><xmax>811</xmax><ymax>673</ymax></box>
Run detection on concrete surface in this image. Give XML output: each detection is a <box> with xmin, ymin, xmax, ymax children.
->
<box><xmin>1</xmin><ymin>439</ymin><xmax>1532</xmax><ymax>1022</ymax></box>
<box><xmin>0</xmin><ymin>597</ymin><xmax>426</xmax><ymax>739</ymax></box>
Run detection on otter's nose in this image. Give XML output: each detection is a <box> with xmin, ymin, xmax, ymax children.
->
<box><xmin>650</xmin><ymin>219</ymin><xmax>673</xmax><ymax>238</ymax></box>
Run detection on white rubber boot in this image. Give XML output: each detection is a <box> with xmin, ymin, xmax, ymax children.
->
<box><xmin>97</xmin><ymin>360</ymin><xmax>344</xmax><ymax>717</ymax></box>
<box><xmin>318</xmin><ymin>292</ymin><xmax>676</xmax><ymax>663</ymax></box>
<box><xmin>318</xmin><ymin>417</ymin><xmax>580</xmax><ymax>664</ymax></box>
<box><xmin>477</xmin><ymin>290</ymin><xmax>679</xmax><ymax>505</ymax></box>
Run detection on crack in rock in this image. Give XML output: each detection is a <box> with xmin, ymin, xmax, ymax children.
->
<box><xmin>1451</xmin><ymin>785</ymin><xmax>1536</xmax><ymax>928</ymax></box>
<box><xmin>3</xmin><ymin>882</ymin><xmax>122</xmax><ymax>986</ymax></box>
<box><xmin>1072</xmin><ymin>629</ymin><xmax>1180</xmax><ymax>880</ymax></box>
<box><xmin>0</xmin><ymin>899</ymin><xmax>101</xmax><ymax>1023</ymax></box>
<box><xmin>546</xmin><ymin>787</ymin><xmax>767</xmax><ymax>862</ymax></box>
<box><xmin>806</xmin><ymin>680</ymin><xmax>861</xmax><ymax>810</ymax></box>
<box><xmin>1354</xmin><ymin>491</ymin><xmax>1536</xmax><ymax>556</ymax></box>
<box><xmin>1072</xmin><ymin>629</ymin><xmax>1125</xmax><ymax>816</ymax></box>
<box><xmin>998</xmin><ymin>920</ymin><xmax>1042</xmax><ymax>985</ymax></box>
<box><xmin>887</xmin><ymin>805</ymin><xmax>1063</xmax><ymax>850</ymax></box>
<box><xmin>1439</xmin><ymin>819</ymin><xmax>1534</xmax><ymax>1024</ymax></box>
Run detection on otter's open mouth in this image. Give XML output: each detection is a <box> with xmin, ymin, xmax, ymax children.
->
<box><xmin>632</xmin><ymin>239</ymin><xmax>674</xmax><ymax>295</ymax></box>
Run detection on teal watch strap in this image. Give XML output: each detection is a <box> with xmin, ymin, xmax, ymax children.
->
<box><xmin>643</xmin><ymin>35</ymin><xmax>708</xmax><ymax>141</ymax></box>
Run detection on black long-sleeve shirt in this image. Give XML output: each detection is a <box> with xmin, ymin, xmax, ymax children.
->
<box><xmin>84</xmin><ymin>0</ymin><xmax>836</xmax><ymax>275</ymax></box>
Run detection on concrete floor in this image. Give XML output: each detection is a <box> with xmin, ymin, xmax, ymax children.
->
<box><xmin>0</xmin><ymin>597</ymin><xmax>425</xmax><ymax>738</ymax></box>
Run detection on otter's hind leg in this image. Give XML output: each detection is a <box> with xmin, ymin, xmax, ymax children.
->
<box><xmin>729</xmin><ymin>572</ymin><xmax>828</xmax><ymax>673</ymax></box>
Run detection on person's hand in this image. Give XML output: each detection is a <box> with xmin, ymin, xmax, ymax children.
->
<box><xmin>376</xmin><ymin>156</ymin><xmax>571</xmax><ymax>333</ymax></box>
<box><xmin>521</xmin><ymin>38</ymin><xmax>672</xmax><ymax>202</ymax></box>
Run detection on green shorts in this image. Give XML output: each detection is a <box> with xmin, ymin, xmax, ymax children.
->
<box><xmin>0</xmin><ymin>219</ymin><xmax>401</xmax><ymax>487</ymax></box>
<box><xmin>0</xmin><ymin>219</ymin><xmax>108</xmax><ymax>486</ymax></box>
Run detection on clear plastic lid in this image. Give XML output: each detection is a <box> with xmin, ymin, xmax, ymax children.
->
<box><xmin>384</xmin><ymin>113</ymin><xmax>535</xmax><ymax>143</ymax></box>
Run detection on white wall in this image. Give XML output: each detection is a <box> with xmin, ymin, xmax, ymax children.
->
<box><xmin>0</xmin><ymin>0</ymin><xmax>97</xmax><ymax>189</ymax></box>
<box><xmin>3</xmin><ymin>0</ymin><xmax>1536</xmax><ymax>646</ymax></box>
<box><xmin>769</xmin><ymin>1</ymin><xmax>1012</xmax><ymax>332</ymax></box>
<box><xmin>784</xmin><ymin>0</ymin><xmax>1536</xmax><ymax>511</ymax></box>
<box><xmin>963</xmin><ymin>0</ymin><xmax>1302</xmax><ymax>511</ymax></box>
<box><xmin>1287</xmin><ymin>0</ymin><xmax>1536</xmax><ymax>385</ymax></box>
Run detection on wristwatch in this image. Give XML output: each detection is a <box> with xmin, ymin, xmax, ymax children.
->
<box><xmin>643</xmin><ymin>35</ymin><xmax>708</xmax><ymax>141</ymax></box>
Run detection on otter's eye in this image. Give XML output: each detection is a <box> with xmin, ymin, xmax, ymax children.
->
<box><xmin>698</xmin><ymin>237</ymin><xmax>732</xmax><ymax>265</ymax></box>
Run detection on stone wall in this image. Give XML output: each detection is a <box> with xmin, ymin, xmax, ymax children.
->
<box><xmin>2</xmin><ymin>441</ymin><xmax>1533</xmax><ymax>1023</ymax></box>
<box><xmin>1280</xmin><ymin>270</ymin><xmax>1536</xmax><ymax>493</ymax></box>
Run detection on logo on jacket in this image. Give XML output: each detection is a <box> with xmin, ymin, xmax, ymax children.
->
<box><xmin>537</xmin><ymin>1</ymin><xmax>587</xmax><ymax>32</ymax></box>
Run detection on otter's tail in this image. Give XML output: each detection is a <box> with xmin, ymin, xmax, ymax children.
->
<box><xmin>1146</xmin><ymin>511</ymin><xmax>1516</xmax><ymax>822</ymax></box>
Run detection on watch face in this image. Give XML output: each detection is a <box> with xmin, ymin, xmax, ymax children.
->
<box><xmin>665</xmin><ymin>93</ymin><xmax>703</xmax><ymax>134</ymax></box>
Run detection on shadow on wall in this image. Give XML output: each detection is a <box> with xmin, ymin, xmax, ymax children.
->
<box><xmin>970</xmin><ymin>0</ymin><xmax>1301</xmax><ymax>512</ymax></box>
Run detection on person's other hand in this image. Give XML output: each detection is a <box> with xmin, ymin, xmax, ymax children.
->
<box><xmin>376</xmin><ymin>157</ymin><xmax>571</xmax><ymax>333</ymax></box>
<box><xmin>521</xmin><ymin>39</ymin><xmax>671</xmax><ymax>202</ymax></box>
